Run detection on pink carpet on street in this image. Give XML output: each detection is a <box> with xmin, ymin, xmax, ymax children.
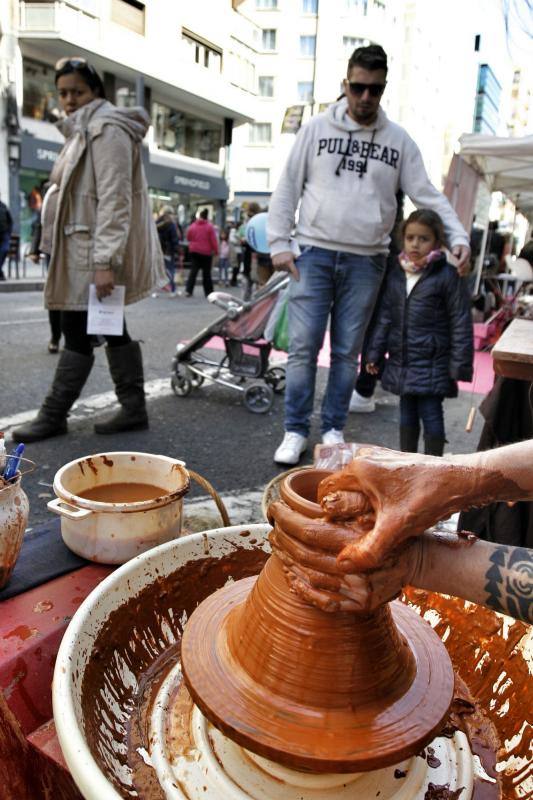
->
<box><xmin>204</xmin><ymin>331</ymin><xmax>494</xmax><ymax>396</ymax></box>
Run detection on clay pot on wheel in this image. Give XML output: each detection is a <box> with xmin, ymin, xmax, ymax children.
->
<box><xmin>182</xmin><ymin>469</ymin><xmax>455</xmax><ymax>773</ymax></box>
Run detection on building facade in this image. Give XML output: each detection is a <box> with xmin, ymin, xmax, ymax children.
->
<box><xmin>228</xmin><ymin>0</ymin><xmax>528</xmax><ymax>213</ymax></box>
<box><xmin>0</xmin><ymin>0</ymin><xmax>259</xmax><ymax>241</ymax></box>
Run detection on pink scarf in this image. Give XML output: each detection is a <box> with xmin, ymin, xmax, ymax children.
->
<box><xmin>399</xmin><ymin>249</ymin><xmax>442</xmax><ymax>274</ymax></box>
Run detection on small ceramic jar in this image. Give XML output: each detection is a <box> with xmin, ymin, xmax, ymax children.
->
<box><xmin>0</xmin><ymin>474</ymin><xmax>29</xmax><ymax>590</ymax></box>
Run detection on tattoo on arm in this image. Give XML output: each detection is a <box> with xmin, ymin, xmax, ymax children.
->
<box><xmin>484</xmin><ymin>545</ymin><xmax>533</xmax><ymax>624</ymax></box>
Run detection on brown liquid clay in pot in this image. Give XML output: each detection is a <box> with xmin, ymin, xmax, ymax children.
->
<box><xmin>181</xmin><ymin>469</ymin><xmax>455</xmax><ymax>773</ymax></box>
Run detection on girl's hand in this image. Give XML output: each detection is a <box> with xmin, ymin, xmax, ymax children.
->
<box><xmin>366</xmin><ymin>362</ymin><xmax>379</xmax><ymax>375</ymax></box>
<box><xmin>94</xmin><ymin>268</ymin><xmax>115</xmax><ymax>300</ymax></box>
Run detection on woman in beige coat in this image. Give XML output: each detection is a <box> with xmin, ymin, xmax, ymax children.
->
<box><xmin>13</xmin><ymin>58</ymin><xmax>165</xmax><ymax>443</ymax></box>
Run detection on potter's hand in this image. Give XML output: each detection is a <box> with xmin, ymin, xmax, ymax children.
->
<box><xmin>318</xmin><ymin>447</ymin><xmax>462</xmax><ymax>573</ymax></box>
<box><xmin>94</xmin><ymin>268</ymin><xmax>115</xmax><ymax>300</ymax></box>
<box><xmin>271</xmin><ymin>517</ymin><xmax>421</xmax><ymax>613</ymax></box>
<box><xmin>272</xmin><ymin>251</ymin><xmax>299</xmax><ymax>281</ymax></box>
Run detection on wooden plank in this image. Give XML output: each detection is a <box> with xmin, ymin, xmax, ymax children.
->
<box><xmin>492</xmin><ymin>319</ymin><xmax>533</xmax><ymax>381</ymax></box>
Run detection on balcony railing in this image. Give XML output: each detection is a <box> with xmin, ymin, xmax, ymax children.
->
<box><xmin>19</xmin><ymin>1</ymin><xmax>100</xmax><ymax>37</ymax></box>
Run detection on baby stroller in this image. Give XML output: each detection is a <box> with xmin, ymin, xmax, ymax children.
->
<box><xmin>171</xmin><ymin>272</ymin><xmax>290</xmax><ymax>413</ymax></box>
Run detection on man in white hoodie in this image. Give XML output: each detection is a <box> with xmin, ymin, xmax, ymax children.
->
<box><xmin>268</xmin><ymin>44</ymin><xmax>470</xmax><ymax>465</ymax></box>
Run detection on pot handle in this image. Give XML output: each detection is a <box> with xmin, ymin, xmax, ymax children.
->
<box><xmin>47</xmin><ymin>498</ymin><xmax>93</xmax><ymax>520</ymax></box>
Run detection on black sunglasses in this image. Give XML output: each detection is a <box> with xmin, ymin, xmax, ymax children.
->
<box><xmin>347</xmin><ymin>81</ymin><xmax>386</xmax><ymax>97</ymax></box>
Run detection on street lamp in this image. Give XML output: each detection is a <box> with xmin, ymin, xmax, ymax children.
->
<box><xmin>8</xmin><ymin>135</ymin><xmax>21</xmax><ymax>169</ymax></box>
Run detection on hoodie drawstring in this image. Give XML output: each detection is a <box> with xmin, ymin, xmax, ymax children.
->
<box><xmin>335</xmin><ymin>131</ymin><xmax>353</xmax><ymax>176</ymax></box>
<box><xmin>335</xmin><ymin>128</ymin><xmax>378</xmax><ymax>179</ymax></box>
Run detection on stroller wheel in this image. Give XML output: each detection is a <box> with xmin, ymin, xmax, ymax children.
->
<box><xmin>243</xmin><ymin>383</ymin><xmax>274</xmax><ymax>414</ymax></box>
<box><xmin>171</xmin><ymin>373</ymin><xmax>192</xmax><ymax>397</ymax></box>
<box><xmin>183</xmin><ymin>365</ymin><xmax>205</xmax><ymax>388</ymax></box>
<box><xmin>265</xmin><ymin>366</ymin><xmax>286</xmax><ymax>394</ymax></box>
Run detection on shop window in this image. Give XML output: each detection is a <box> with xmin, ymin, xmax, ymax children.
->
<box><xmin>249</xmin><ymin>123</ymin><xmax>272</xmax><ymax>144</ymax></box>
<box><xmin>299</xmin><ymin>35</ymin><xmax>316</xmax><ymax>57</ymax></box>
<box><xmin>302</xmin><ymin>0</ymin><xmax>318</xmax><ymax>12</ymax></box>
<box><xmin>152</xmin><ymin>101</ymin><xmax>222</xmax><ymax>164</ymax></box>
<box><xmin>297</xmin><ymin>81</ymin><xmax>313</xmax><ymax>102</ymax></box>
<box><xmin>116</xmin><ymin>78</ymin><xmax>137</xmax><ymax>108</ymax></box>
<box><xmin>111</xmin><ymin>0</ymin><xmax>145</xmax><ymax>34</ymax></box>
<box><xmin>182</xmin><ymin>30</ymin><xmax>222</xmax><ymax>73</ymax></box>
<box><xmin>258</xmin><ymin>76</ymin><xmax>274</xmax><ymax>97</ymax></box>
<box><xmin>262</xmin><ymin>29</ymin><xmax>277</xmax><ymax>50</ymax></box>
<box><xmin>246</xmin><ymin>168</ymin><xmax>270</xmax><ymax>190</ymax></box>
<box><xmin>22</xmin><ymin>58</ymin><xmax>61</xmax><ymax>122</ymax></box>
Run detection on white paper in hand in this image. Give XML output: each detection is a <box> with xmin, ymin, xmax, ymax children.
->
<box><xmin>87</xmin><ymin>284</ymin><xmax>125</xmax><ymax>336</ymax></box>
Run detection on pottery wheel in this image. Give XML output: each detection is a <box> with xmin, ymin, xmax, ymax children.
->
<box><xmin>181</xmin><ymin>556</ymin><xmax>455</xmax><ymax>773</ymax></box>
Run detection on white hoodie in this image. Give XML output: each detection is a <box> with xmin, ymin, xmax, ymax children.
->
<box><xmin>267</xmin><ymin>98</ymin><xmax>469</xmax><ymax>257</ymax></box>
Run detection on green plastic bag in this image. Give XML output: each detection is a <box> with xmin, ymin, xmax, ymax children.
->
<box><xmin>273</xmin><ymin>297</ymin><xmax>289</xmax><ymax>352</ymax></box>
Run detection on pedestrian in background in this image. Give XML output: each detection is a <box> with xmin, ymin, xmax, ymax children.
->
<box><xmin>0</xmin><ymin>194</ymin><xmax>13</xmax><ymax>281</ymax></box>
<box><xmin>12</xmin><ymin>56</ymin><xmax>165</xmax><ymax>443</ymax></box>
<box><xmin>365</xmin><ymin>209</ymin><xmax>473</xmax><ymax>456</ymax></box>
<box><xmin>156</xmin><ymin>205</ymin><xmax>180</xmax><ymax>295</ymax></box>
<box><xmin>218</xmin><ymin>229</ymin><xmax>231</xmax><ymax>286</ymax></box>
<box><xmin>267</xmin><ymin>44</ymin><xmax>470</xmax><ymax>465</ymax></box>
<box><xmin>27</xmin><ymin>181</ymin><xmax>63</xmax><ymax>352</ymax></box>
<box><xmin>185</xmin><ymin>208</ymin><xmax>218</xmax><ymax>297</ymax></box>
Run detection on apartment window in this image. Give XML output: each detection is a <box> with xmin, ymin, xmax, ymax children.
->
<box><xmin>249</xmin><ymin>123</ymin><xmax>272</xmax><ymax>144</ymax></box>
<box><xmin>256</xmin><ymin>0</ymin><xmax>277</xmax><ymax>6</ymax></box>
<box><xmin>152</xmin><ymin>102</ymin><xmax>222</xmax><ymax>163</ymax></box>
<box><xmin>22</xmin><ymin>58</ymin><xmax>60</xmax><ymax>122</ymax></box>
<box><xmin>111</xmin><ymin>0</ymin><xmax>145</xmax><ymax>35</ymax></box>
<box><xmin>297</xmin><ymin>81</ymin><xmax>313</xmax><ymax>102</ymax></box>
<box><xmin>346</xmin><ymin>0</ymin><xmax>368</xmax><ymax>12</ymax></box>
<box><xmin>258</xmin><ymin>76</ymin><xmax>274</xmax><ymax>97</ymax></box>
<box><xmin>300</xmin><ymin>35</ymin><xmax>316</xmax><ymax>57</ymax></box>
<box><xmin>247</xmin><ymin>168</ymin><xmax>270</xmax><ymax>190</ymax></box>
<box><xmin>302</xmin><ymin>0</ymin><xmax>318</xmax><ymax>11</ymax></box>
<box><xmin>343</xmin><ymin>35</ymin><xmax>371</xmax><ymax>55</ymax></box>
<box><xmin>182</xmin><ymin>31</ymin><xmax>222</xmax><ymax>72</ymax></box>
<box><xmin>262</xmin><ymin>28</ymin><xmax>277</xmax><ymax>50</ymax></box>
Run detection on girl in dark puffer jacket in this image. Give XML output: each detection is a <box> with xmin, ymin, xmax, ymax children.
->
<box><xmin>366</xmin><ymin>209</ymin><xmax>473</xmax><ymax>456</ymax></box>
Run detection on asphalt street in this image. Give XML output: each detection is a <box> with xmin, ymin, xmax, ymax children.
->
<box><xmin>1</xmin><ymin>286</ymin><xmax>484</xmax><ymax>529</ymax></box>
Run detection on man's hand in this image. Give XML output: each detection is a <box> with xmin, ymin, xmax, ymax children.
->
<box><xmin>94</xmin><ymin>268</ymin><xmax>115</xmax><ymax>300</ymax></box>
<box><xmin>272</xmin><ymin>251</ymin><xmax>299</xmax><ymax>281</ymax></box>
<box><xmin>451</xmin><ymin>245</ymin><xmax>471</xmax><ymax>277</ymax></box>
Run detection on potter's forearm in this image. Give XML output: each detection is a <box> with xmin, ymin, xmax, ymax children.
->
<box><xmin>413</xmin><ymin>533</ymin><xmax>533</xmax><ymax>624</ymax></box>
<box><xmin>452</xmin><ymin>441</ymin><xmax>533</xmax><ymax>506</ymax></box>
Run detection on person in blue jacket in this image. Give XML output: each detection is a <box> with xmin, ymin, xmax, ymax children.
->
<box><xmin>366</xmin><ymin>208</ymin><xmax>473</xmax><ymax>456</ymax></box>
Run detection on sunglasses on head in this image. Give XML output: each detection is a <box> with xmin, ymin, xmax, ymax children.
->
<box><xmin>55</xmin><ymin>56</ymin><xmax>96</xmax><ymax>73</ymax></box>
<box><xmin>347</xmin><ymin>81</ymin><xmax>386</xmax><ymax>97</ymax></box>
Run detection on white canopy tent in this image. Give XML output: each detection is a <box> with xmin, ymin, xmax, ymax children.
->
<box><xmin>457</xmin><ymin>133</ymin><xmax>533</xmax><ymax>292</ymax></box>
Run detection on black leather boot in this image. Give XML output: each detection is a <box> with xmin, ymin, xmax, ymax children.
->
<box><xmin>11</xmin><ymin>350</ymin><xmax>94</xmax><ymax>443</ymax></box>
<box><xmin>94</xmin><ymin>342</ymin><xmax>148</xmax><ymax>434</ymax></box>
<box><xmin>424</xmin><ymin>436</ymin><xmax>445</xmax><ymax>456</ymax></box>
<box><xmin>399</xmin><ymin>426</ymin><xmax>419</xmax><ymax>453</ymax></box>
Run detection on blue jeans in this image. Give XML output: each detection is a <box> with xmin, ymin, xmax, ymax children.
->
<box><xmin>400</xmin><ymin>394</ymin><xmax>445</xmax><ymax>438</ymax></box>
<box><xmin>164</xmin><ymin>255</ymin><xmax>176</xmax><ymax>292</ymax></box>
<box><xmin>285</xmin><ymin>246</ymin><xmax>386</xmax><ymax>436</ymax></box>
<box><xmin>218</xmin><ymin>257</ymin><xmax>229</xmax><ymax>284</ymax></box>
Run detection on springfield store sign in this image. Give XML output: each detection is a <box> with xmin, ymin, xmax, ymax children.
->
<box><xmin>21</xmin><ymin>135</ymin><xmax>61</xmax><ymax>170</ymax></box>
<box><xmin>147</xmin><ymin>161</ymin><xmax>228</xmax><ymax>200</ymax></box>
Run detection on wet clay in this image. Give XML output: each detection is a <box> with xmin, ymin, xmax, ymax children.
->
<box><xmin>78</xmin><ymin>534</ymin><xmax>532</xmax><ymax>799</ymax></box>
<box><xmin>76</xmin><ymin>483</ymin><xmax>168</xmax><ymax>503</ymax></box>
<box><xmin>180</xmin><ymin>470</ymin><xmax>455</xmax><ymax>773</ymax></box>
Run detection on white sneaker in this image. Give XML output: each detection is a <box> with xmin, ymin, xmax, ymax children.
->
<box><xmin>274</xmin><ymin>432</ymin><xmax>308</xmax><ymax>465</ymax></box>
<box><xmin>349</xmin><ymin>389</ymin><xmax>376</xmax><ymax>413</ymax></box>
<box><xmin>322</xmin><ymin>429</ymin><xmax>345</xmax><ymax>445</ymax></box>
